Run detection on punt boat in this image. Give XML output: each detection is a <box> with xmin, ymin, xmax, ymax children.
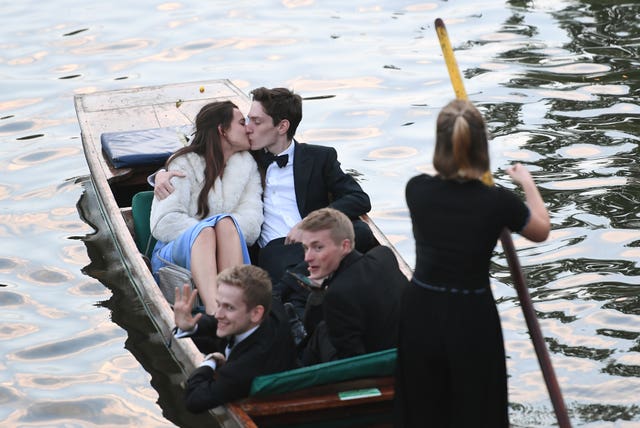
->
<box><xmin>74</xmin><ymin>79</ymin><xmax>412</xmax><ymax>428</ymax></box>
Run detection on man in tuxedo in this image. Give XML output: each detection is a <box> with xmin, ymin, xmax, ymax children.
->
<box><xmin>293</xmin><ymin>207</ymin><xmax>408</xmax><ymax>365</ymax></box>
<box><xmin>173</xmin><ymin>264</ymin><xmax>297</xmax><ymax>413</ymax></box>
<box><xmin>153</xmin><ymin>87</ymin><xmax>375</xmax><ymax>286</ymax></box>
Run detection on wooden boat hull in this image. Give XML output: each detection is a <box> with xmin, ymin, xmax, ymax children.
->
<box><xmin>74</xmin><ymin>79</ymin><xmax>410</xmax><ymax>427</ymax></box>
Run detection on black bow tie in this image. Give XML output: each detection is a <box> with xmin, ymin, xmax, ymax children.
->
<box><xmin>262</xmin><ymin>152</ymin><xmax>289</xmax><ymax>168</ymax></box>
<box><xmin>227</xmin><ymin>336</ymin><xmax>235</xmax><ymax>349</ymax></box>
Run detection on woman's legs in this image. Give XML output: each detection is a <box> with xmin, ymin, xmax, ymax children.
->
<box><xmin>214</xmin><ymin>217</ymin><xmax>244</xmax><ymax>271</ymax></box>
<box><xmin>191</xmin><ymin>227</ymin><xmax>218</xmax><ymax>314</ymax></box>
<box><xmin>190</xmin><ymin>217</ymin><xmax>244</xmax><ymax>315</ymax></box>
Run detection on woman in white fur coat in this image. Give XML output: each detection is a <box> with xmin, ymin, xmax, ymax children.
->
<box><xmin>150</xmin><ymin>101</ymin><xmax>263</xmax><ymax>315</ymax></box>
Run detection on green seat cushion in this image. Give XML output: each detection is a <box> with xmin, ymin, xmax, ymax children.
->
<box><xmin>131</xmin><ymin>191</ymin><xmax>156</xmax><ymax>257</ymax></box>
<box><xmin>249</xmin><ymin>348</ymin><xmax>397</xmax><ymax>397</ymax></box>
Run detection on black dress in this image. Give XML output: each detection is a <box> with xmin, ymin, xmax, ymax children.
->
<box><xmin>394</xmin><ymin>175</ymin><xmax>529</xmax><ymax>428</ymax></box>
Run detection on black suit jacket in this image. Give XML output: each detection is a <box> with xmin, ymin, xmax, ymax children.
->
<box><xmin>317</xmin><ymin>246</ymin><xmax>408</xmax><ymax>361</ymax></box>
<box><xmin>256</xmin><ymin>140</ymin><xmax>371</xmax><ymax>219</ymax></box>
<box><xmin>290</xmin><ymin>141</ymin><xmax>371</xmax><ymax>219</ymax></box>
<box><xmin>257</xmin><ymin>141</ymin><xmax>375</xmax><ymax>279</ymax></box>
<box><xmin>183</xmin><ymin>300</ymin><xmax>297</xmax><ymax>413</ymax></box>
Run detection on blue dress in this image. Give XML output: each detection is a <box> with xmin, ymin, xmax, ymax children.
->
<box><xmin>151</xmin><ymin>214</ymin><xmax>250</xmax><ymax>274</ymax></box>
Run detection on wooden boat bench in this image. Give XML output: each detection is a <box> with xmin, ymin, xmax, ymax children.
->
<box><xmin>228</xmin><ymin>348</ymin><xmax>397</xmax><ymax>426</ymax></box>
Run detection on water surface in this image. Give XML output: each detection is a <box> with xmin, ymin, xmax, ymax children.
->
<box><xmin>1</xmin><ymin>1</ymin><xmax>639</xmax><ymax>426</ymax></box>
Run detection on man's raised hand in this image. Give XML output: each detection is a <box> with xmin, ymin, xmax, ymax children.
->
<box><xmin>174</xmin><ymin>284</ymin><xmax>202</xmax><ymax>331</ymax></box>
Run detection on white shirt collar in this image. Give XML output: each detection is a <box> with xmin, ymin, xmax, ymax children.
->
<box><xmin>276</xmin><ymin>140</ymin><xmax>295</xmax><ymax>161</ymax></box>
<box><xmin>232</xmin><ymin>324</ymin><xmax>259</xmax><ymax>346</ymax></box>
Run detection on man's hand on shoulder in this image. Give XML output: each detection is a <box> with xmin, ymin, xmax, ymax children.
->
<box><xmin>155</xmin><ymin>169</ymin><xmax>186</xmax><ymax>200</ymax></box>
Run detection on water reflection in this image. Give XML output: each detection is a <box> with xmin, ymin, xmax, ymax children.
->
<box><xmin>1</xmin><ymin>0</ymin><xmax>639</xmax><ymax>426</ymax></box>
<box><xmin>13</xmin><ymin>331</ymin><xmax>121</xmax><ymax>361</ymax></box>
<box><xmin>27</xmin><ymin>268</ymin><xmax>74</xmax><ymax>285</ymax></box>
<box><xmin>15</xmin><ymin>397</ymin><xmax>164</xmax><ymax>425</ymax></box>
<box><xmin>475</xmin><ymin>2</ymin><xmax>640</xmax><ymax>424</ymax></box>
<box><xmin>0</xmin><ymin>322</ymin><xmax>37</xmax><ymax>341</ymax></box>
<box><xmin>369</xmin><ymin>146</ymin><xmax>418</xmax><ymax>159</ymax></box>
<box><xmin>9</xmin><ymin>148</ymin><xmax>81</xmax><ymax>170</ymax></box>
<box><xmin>74</xmin><ymin>179</ymin><xmax>216</xmax><ymax>428</ymax></box>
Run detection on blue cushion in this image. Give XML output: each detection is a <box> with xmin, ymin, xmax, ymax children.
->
<box><xmin>101</xmin><ymin>125</ymin><xmax>191</xmax><ymax>168</ymax></box>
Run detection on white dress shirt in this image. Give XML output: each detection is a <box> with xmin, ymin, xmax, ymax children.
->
<box><xmin>258</xmin><ymin>143</ymin><xmax>302</xmax><ymax>247</ymax></box>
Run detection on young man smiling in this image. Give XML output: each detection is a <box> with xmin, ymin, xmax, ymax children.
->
<box><xmin>173</xmin><ymin>265</ymin><xmax>296</xmax><ymax>413</ymax></box>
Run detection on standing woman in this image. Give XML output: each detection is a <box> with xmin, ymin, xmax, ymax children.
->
<box><xmin>150</xmin><ymin>101</ymin><xmax>263</xmax><ymax>315</ymax></box>
<box><xmin>394</xmin><ymin>99</ymin><xmax>550</xmax><ymax>427</ymax></box>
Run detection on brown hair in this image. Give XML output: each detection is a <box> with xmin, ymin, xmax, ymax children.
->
<box><xmin>433</xmin><ymin>99</ymin><xmax>489</xmax><ymax>179</ymax></box>
<box><xmin>298</xmin><ymin>208</ymin><xmax>355</xmax><ymax>246</ymax></box>
<box><xmin>167</xmin><ymin>101</ymin><xmax>237</xmax><ymax>217</ymax></box>
<box><xmin>250</xmin><ymin>87</ymin><xmax>302</xmax><ymax>140</ymax></box>
<box><xmin>217</xmin><ymin>265</ymin><xmax>272</xmax><ymax>316</ymax></box>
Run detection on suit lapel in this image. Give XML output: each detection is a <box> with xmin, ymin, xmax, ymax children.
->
<box><xmin>227</xmin><ymin>323</ymin><xmax>262</xmax><ymax>360</ymax></box>
<box><xmin>293</xmin><ymin>140</ymin><xmax>313</xmax><ymax>216</ymax></box>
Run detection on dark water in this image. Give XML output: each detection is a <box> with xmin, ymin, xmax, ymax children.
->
<box><xmin>1</xmin><ymin>1</ymin><xmax>639</xmax><ymax>427</ymax></box>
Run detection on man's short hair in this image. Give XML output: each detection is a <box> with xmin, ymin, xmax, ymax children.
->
<box><xmin>250</xmin><ymin>87</ymin><xmax>302</xmax><ymax>140</ymax></box>
<box><xmin>217</xmin><ymin>265</ymin><xmax>272</xmax><ymax>315</ymax></box>
<box><xmin>298</xmin><ymin>207</ymin><xmax>355</xmax><ymax>246</ymax></box>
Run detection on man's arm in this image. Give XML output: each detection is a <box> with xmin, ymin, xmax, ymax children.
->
<box><xmin>149</xmin><ymin>158</ymin><xmax>200</xmax><ymax>243</ymax></box>
<box><xmin>286</xmin><ymin>146</ymin><xmax>371</xmax><ymax>245</ymax></box>
<box><xmin>183</xmin><ymin>353</ymin><xmax>261</xmax><ymax>412</ymax></box>
<box><xmin>323</xmin><ymin>288</ymin><xmax>367</xmax><ymax>359</ymax></box>
<box><xmin>148</xmin><ymin>168</ymin><xmax>186</xmax><ymax>200</ymax></box>
<box><xmin>184</xmin><ymin>365</ymin><xmax>226</xmax><ymax>413</ymax></box>
<box><xmin>184</xmin><ymin>328</ymin><xmax>273</xmax><ymax>412</ymax></box>
<box><xmin>323</xmin><ymin>147</ymin><xmax>371</xmax><ymax>218</ymax></box>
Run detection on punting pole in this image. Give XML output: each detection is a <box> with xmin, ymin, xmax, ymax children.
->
<box><xmin>434</xmin><ymin>17</ymin><xmax>572</xmax><ymax>428</ymax></box>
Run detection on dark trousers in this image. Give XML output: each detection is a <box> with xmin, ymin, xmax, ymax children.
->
<box><xmin>255</xmin><ymin>218</ymin><xmax>375</xmax><ymax>281</ymax></box>
<box><xmin>257</xmin><ymin>238</ymin><xmax>304</xmax><ymax>284</ymax></box>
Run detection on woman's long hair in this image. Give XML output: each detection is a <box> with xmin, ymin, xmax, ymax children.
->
<box><xmin>166</xmin><ymin>101</ymin><xmax>237</xmax><ymax>217</ymax></box>
<box><xmin>433</xmin><ymin>99</ymin><xmax>489</xmax><ymax>179</ymax></box>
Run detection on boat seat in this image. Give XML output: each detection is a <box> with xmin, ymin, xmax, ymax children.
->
<box><xmin>131</xmin><ymin>190</ymin><xmax>157</xmax><ymax>258</ymax></box>
<box><xmin>101</xmin><ymin>125</ymin><xmax>191</xmax><ymax>168</ymax></box>
<box><xmin>249</xmin><ymin>348</ymin><xmax>397</xmax><ymax>397</ymax></box>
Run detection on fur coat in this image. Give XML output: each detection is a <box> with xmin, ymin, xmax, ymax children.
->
<box><xmin>150</xmin><ymin>151</ymin><xmax>263</xmax><ymax>245</ymax></box>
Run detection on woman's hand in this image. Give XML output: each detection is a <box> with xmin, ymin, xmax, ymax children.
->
<box><xmin>506</xmin><ymin>163</ymin><xmax>533</xmax><ymax>186</ymax></box>
<box><xmin>506</xmin><ymin>163</ymin><xmax>550</xmax><ymax>242</ymax></box>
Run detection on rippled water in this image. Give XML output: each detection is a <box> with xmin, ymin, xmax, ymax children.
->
<box><xmin>1</xmin><ymin>1</ymin><xmax>638</xmax><ymax>427</ymax></box>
